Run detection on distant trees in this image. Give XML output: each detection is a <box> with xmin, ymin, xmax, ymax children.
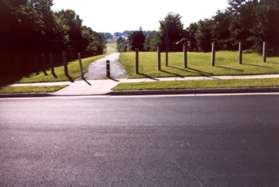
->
<box><xmin>117</xmin><ymin>37</ymin><xmax>128</xmax><ymax>52</ymax></box>
<box><xmin>118</xmin><ymin>0</ymin><xmax>279</xmax><ymax>55</ymax></box>
<box><xmin>0</xmin><ymin>0</ymin><xmax>104</xmax><ymax>83</ymax></box>
<box><xmin>190</xmin><ymin>0</ymin><xmax>279</xmax><ymax>54</ymax></box>
<box><xmin>144</xmin><ymin>31</ymin><xmax>160</xmax><ymax>51</ymax></box>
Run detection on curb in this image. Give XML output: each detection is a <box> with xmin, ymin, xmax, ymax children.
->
<box><xmin>0</xmin><ymin>93</ymin><xmax>52</xmax><ymax>98</ymax></box>
<box><xmin>109</xmin><ymin>87</ymin><xmax>279</xmax><ymax>96</ymax></box>
<box><xmin>1</xmin><ymin>87</ymin><xmax>279</xmax><ymax>98</ymax></box>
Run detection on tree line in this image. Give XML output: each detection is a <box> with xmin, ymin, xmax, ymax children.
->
<box><xmin>0</xmin><ymin>0</ymin><xmax>105</xmax><ymax>83</ymax></box>
<box><xmin>118</xmin><ymin>0</ymin><xmax>279</xmax><ymax>55</ymax></box>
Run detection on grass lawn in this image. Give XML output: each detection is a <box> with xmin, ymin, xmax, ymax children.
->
<box><xmin>0</xmin><ymin>86</ymin><xmax>66</xmax><ymax>94</ymax></box>
<box><xmin>120</xmin><ymin>51</ymin><xmax>279</xmax><ymax>78</ymax></box>
<box><xmin>19</xmin><ymin>55</ymin><xmax>104</xmax><ymax>83</ymax></box>
<box><xmin>113</xmin><ymin>78</ymin><xmax>279</xmax><ymax>91</ymax></box>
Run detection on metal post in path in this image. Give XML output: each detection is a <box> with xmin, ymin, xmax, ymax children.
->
<box><xmin>263</xmin><ymin>41</ymin><xmax>267</xmax><ymax>63</ymax></box>
<box><xmin>157</xmin><ymin>46</ymin><xmax>161</xmax><ymax>71</ymax></box>
<box><xmin>238</xmin><ymin>42</ymin><xmax>243</xmax><ymax>65</ymax></box>
<box><xmin>211</xmin><ymin>42</ymin><xmax>215</xmax><ymax>66</ymax></box>
<box><xmin>106</xmin><ymin>60</ymin><xmax>110</xmax><ymax>78</ymax></box>
<box><xmin>135</xmin><ymin>48</ymin><xmax>139</xmax><ymax>74</ymax></box>
<box><xmin>183</xmin><ymin>43</ymin><xmax>188</xmax><ymax>68</ymax></box>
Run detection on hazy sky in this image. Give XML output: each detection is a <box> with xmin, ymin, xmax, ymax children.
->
<box><xmin>52</xmin><ymin>0</ymin><xmax>228</xmax><ymax>33</ymax></box>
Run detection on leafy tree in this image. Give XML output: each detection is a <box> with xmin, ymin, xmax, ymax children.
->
<box><xmin>144</xmin><ymin>31</ymin><xmax>160</xmax><ymax>51</ymax></box>
<box><xmin>117</xmin><ymin>37</ymin><xmax>128</xmax><ymax>52</ymax></box>
<box><xmin>128</xmin><ymin>29</ymin><xmax>145</xmax><ymax>51</ymax></box>
<box><xmin>195</xmin><ymin>19</ymin><xmax>214</xmax><ymax>52</ymax></box>
<box><xmin>159</xmin><ymin>13</ymin><xmax>184</xmax><ymax>51</ymax></box>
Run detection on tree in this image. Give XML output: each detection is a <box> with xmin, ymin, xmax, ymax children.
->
<box><xmin>144</xmin><ymin>31</ymin><xmax>160</xmax><ymax>51</ymax></box>
<box><xmin>0</xmin><ymin>1</ymin><xmax>104</xmax><ymax>84</ymax></box>
<box><xmin>195</xmin><ymin>19</ymin><xmax>214</xmax><ymax>52</ymax></box>
<box><xmin>128</xmin><ymin>29</ymin><xmax>145</xmax><ymax>51</ymax></box>
<box><xmin>159</xmin><ymin>13</ymin><xmax>184</xmax><ymax>51</ymax></box>
<box><xmin>186</xmin><ymin>23</ymin><xmax>198</xmax><ymax>51</ymax></box>
<box><xmin>117</xmin><ymin>37</ymin><xmax>128</xmax><ymax>52</ymax></box>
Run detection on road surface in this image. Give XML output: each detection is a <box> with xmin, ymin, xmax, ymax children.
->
<box><xmin>1</xmin><ymin>95</ymin><xmax>279</xmax><ymax>186</ymax></box>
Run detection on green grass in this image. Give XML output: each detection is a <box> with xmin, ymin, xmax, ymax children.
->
<box><xmin>113</xmin><ymin>78</ymin><xmax>279</xmax><ymax>91</ymax></box>
<box><xmin>0</xmin><ymin>86</ymin><xmax>66</xmax><ymax>94</ymax></box>
<box><xmin>106</xmin><ymin>42</ymin><xmax>117</xmax><ymax>54</ymax></box>
<box><xmin>120</xmin><ymin>51</ymin><xmax>279</xmax><ymax>78</ymax></box>
<box><xmin>19</xmin><ymin>55</ymin><xmax>105</xmax><ymax>83</ymax></box>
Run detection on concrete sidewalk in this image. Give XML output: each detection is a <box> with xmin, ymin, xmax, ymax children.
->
<box><xmin>53</xmin><ymin>80</ymin><xmax>118</xmax><ymax>96</ymax></box>
<box><xmin>7</xmin><ymin>73</ymin><xmax>279</xmax><ymax>96</ymax></box>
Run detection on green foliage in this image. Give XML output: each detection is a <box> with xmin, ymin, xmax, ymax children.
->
<box><xmin>0</xmin><ymin>0</ymin><xmax>104</xmax><ymax>84</ymax></box>
<box><xmin>159</xmin><ymin>13</ymin><xmax>184</xmax><ymax>51</ymax></box>
<box><xmin>117</xmin><ymin>37</ymin><xmax>128</xmax><ymax>52</ymax></box>
<box><xmin>128</xmin><ymin>29</ymin><xmax>146</xmax><ymax>51</ymax></box>
<box><xmin>187</xmin><ymin>0</ymin><xmax>279</xmax><ymax>54</ymax></box>
<box><xmin>144</xmin><ymin>31</ymin><xmax>161</xmax><ymax>51</ymax></box>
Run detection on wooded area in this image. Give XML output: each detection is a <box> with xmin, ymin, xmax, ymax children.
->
<box><xmin>118</xmin><ymin>0</ymin><xmax>279</xmax><ymax>55</ymax></box>
<box><xmin>0</xmin><ymin>0</ymin><xmax>105</xmax><ymax>83</ymax></box>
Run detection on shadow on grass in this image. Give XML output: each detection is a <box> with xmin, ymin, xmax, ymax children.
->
<box><xmin>268</xmin><ymin>62</ymin><xmax>279</xmax><ymax>65</ymax></box>
<box><xmin>168</xmin><ymin>65</ymin><xmax>192</xmax><ymax>73</ymax></box>
<box><xmin>215</xmin><ymin>65</ymin><xmax>244</xmax><ymax>72</ymax></box>
<box><xmin>138</xmin><ymin>73</ymin><xmax>159</xmax><ymax>81</ymax></box>
<box><xmin>159</xmin><ymin>69</ymin><xmax>184</xmax><ymax>78</ymax></box>
<box><xmin>243</xmin><ymin>63</ymin><xmax>272</xmax><ymax>69</ymax></box>
<box><xmin>186</xmin><ymin>67</ymin><xmax>214</xmax><ymax>76</ymax></box>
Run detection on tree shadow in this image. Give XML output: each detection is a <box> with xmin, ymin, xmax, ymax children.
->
<box><xmin>243</xmin><ymin>63</ymin><xmax>272</xmax><ymax>69</ymax></box>
<box><xmin>215</xmin><ymin>65</ymin><xmax>244</xmax><ymax>72</ymax></box>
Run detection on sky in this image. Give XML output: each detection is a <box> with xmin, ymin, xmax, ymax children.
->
<box><xmin>52</xmin><ymin>0</ymin><xmax>229</xmax><ymax>33</ymax></box>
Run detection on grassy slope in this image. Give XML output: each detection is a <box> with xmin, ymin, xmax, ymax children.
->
<box><xmin>120</xmin><ymin>51</ymin><xmax>279</xmax><ymax>78</ymax></box>
<box><xmin>0</xmin><ymin>86</ymin><xmax>66</xmax><ymax>94</ymax></box>
<box><xmin>19</xmin><ymin>55</ymin><xmax>104</xmax><ymax>83</ymax></box>
<box><xmin>113</xmin><ymin>78</ymin><xmax>279</xmax><ymax>91</ymax></box>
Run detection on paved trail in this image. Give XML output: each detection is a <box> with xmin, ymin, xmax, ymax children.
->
<box><xmin>87</xmin><ymin>53</ymin><xmax>127</xmax><ymax>80</ymax></box>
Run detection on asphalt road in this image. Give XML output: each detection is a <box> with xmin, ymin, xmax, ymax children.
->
<box><xmin>1</xmin><ymin>95</ymin><xmax>279</xmax><ymax>186</ymax></box>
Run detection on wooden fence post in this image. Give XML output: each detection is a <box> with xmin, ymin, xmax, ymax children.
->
<box><xmin>78</xmin><ymin>52</ymin><xmax>84</xmax><ymax>79</ymax></box>
<box><xmin>157</xmin><ymin>46</ymin><xmax>161</xmax><ymax>71</ymax></box>
<box><xmin>238</xmin><ymin>42</ymin><xmax>243</xmax><ymax>65</ymax></box>
<box><xmin>41</xmin><ymin>53</ymin><xmax>48</xmax><ymax>76</ymax></box>
<box><xmin>183</xmin><ymin>43</ymin><xmax>188</xmax><ymax>68</ymax></box>
<box><xmin>49</xmin><ymin>52</ymin><xmax>57</xmax><ymax>78</ymax></box>
<box><xmin>135</xmin><ymin>48</ymin><xmax>139</xmax><ymax>74</ymax></box>
<box><xmin>165</xmin><ymin>46</ymin><xmax>169</xmax><ymax>67</ymax></box>
<box><xmin>211</xmin><ymin>42</ymin><xmax>215</xmax><ymax>66</ymax></box>
<box><xmin>263</xmin><ymin>41</ymin><xmax>267</xmax><ymax>63</ymax></box>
